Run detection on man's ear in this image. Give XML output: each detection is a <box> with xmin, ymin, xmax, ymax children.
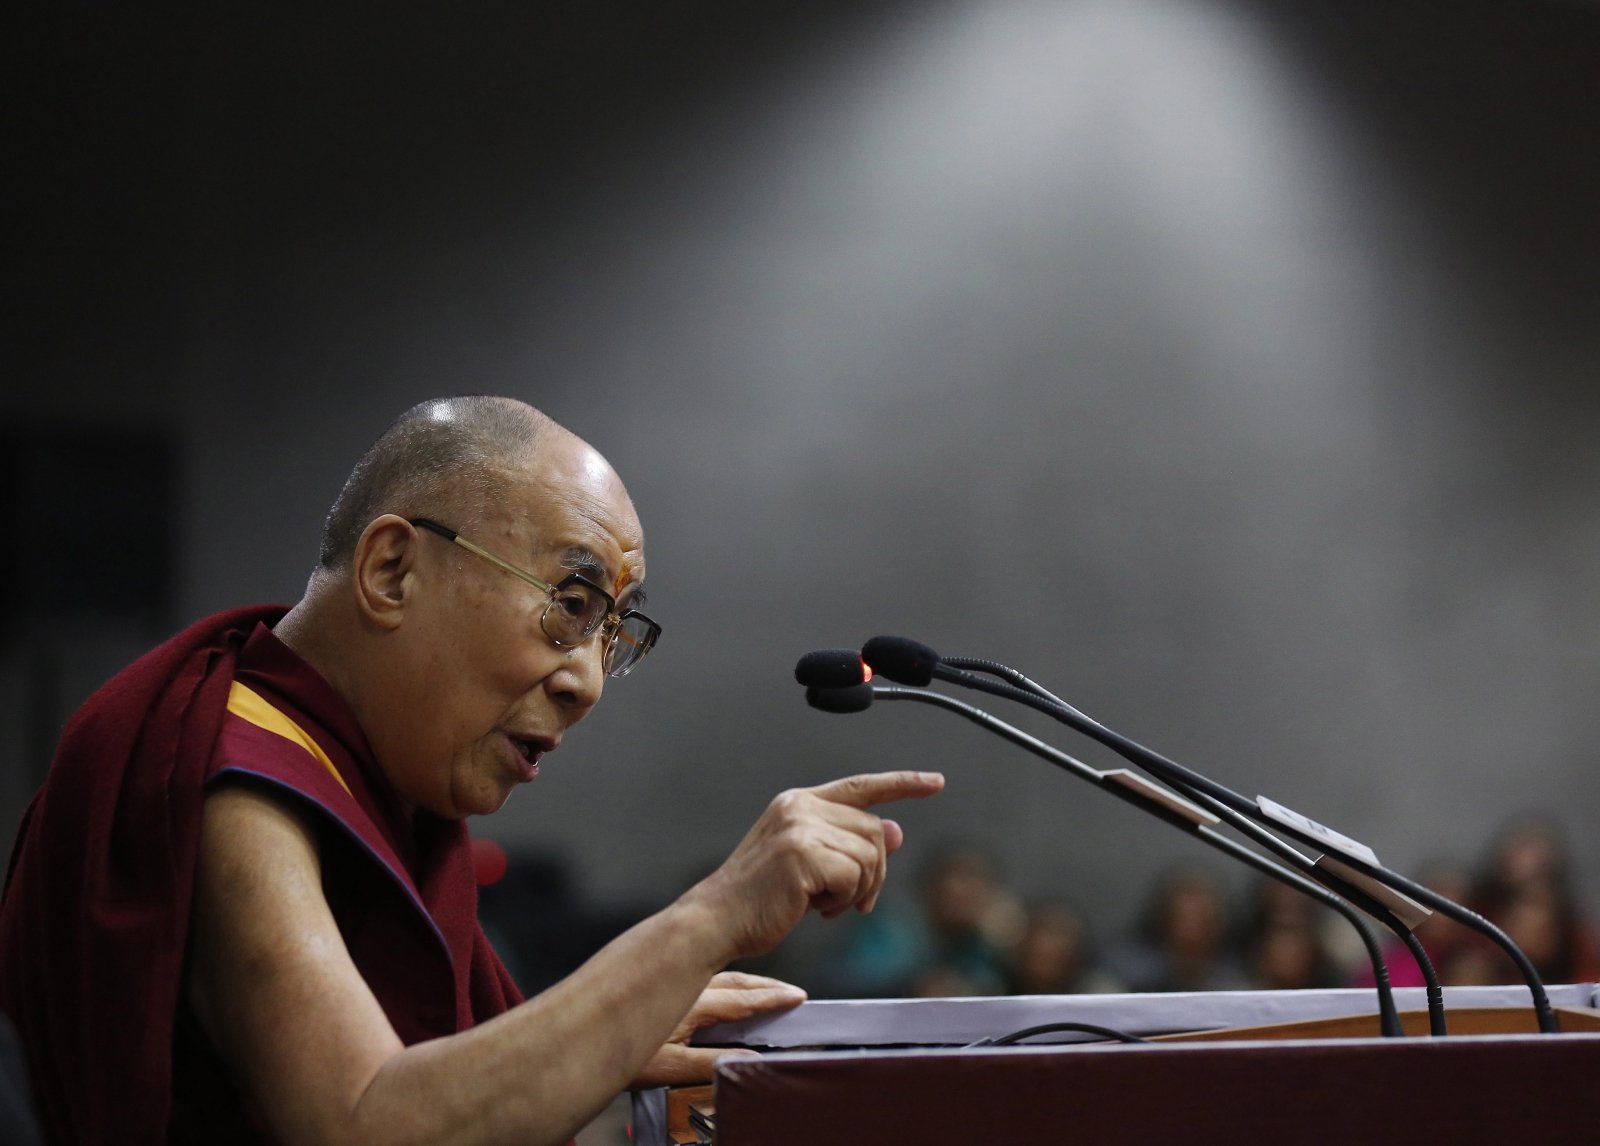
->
<box><xmin>351</xmin><ymin>515</ymin><xmax>421</xmax><ymax>630</ymax></box>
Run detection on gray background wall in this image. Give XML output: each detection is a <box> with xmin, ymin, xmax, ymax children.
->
<box><xmin>8</xmin><ymin>0</ymin><xmax>1600</xmax><ymax>951</ymax></box>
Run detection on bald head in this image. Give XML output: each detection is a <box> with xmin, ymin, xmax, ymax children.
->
<box><xmin>276</xmin><ymin>396</ymin><xmax>649</xmax><ymax>818</ymax></box>
<box><xmin>319</xmin><ymin>396</ymin><xmax>559</xmax><ymax>570</ymax></box>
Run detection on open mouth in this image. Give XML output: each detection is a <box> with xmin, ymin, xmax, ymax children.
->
<box><xmin>508</xmin><ymin>733</ymin><xmax>556</xmax><ymax>767</ymax></box>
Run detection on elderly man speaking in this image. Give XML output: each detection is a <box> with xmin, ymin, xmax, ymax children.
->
<box><xmin>0</xmin><ymin>396</ymin><xmax>943</xmax><ymax>1145</ymax></box>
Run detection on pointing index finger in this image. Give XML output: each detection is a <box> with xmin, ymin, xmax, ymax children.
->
<box><xmin>807</xmin><ymin>771</ymin><xmax>945</xmax><ymax>810</ymax></box>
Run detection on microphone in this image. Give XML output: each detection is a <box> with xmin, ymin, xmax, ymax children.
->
<box><xmin>794</xmin><ymin>649</ymin><xmax>871</xmax><ymax>689</ymax></box>
<box><xmin>863</xmin><ymin>637</ymin><xmax>1553</xmax><ymax>1034</ymax></box>
<box><xmin>860</xmin><ymin>636</ymin><xmax>937</xmax><ymax>686</ymax></box>
<box><xmin>804</xmin><ymin>680</ymin><xmax>1406</xmax><ymax>1037</ymax></box>
<box><xmin>803</xmin><ymin>684</ymin><xmax>874</xmax><ymax>714</ymax></box>
<box><xmin>790</xmin><ymin>643</ymin><xmax>870</xmax><ymax>688</ymax></box>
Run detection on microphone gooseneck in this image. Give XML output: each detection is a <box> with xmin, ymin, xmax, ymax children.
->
<box><xmin>941</xmin><ymin>653</ymin><xmax>1454</xmax><ymax>1028</ymax></box>
<box><xmin>896</xmin><ymin>640</ymin><xmax>1551</xmax><ymax>1035</ymax></box>
<box><xmin>842</xmin><ymin>682</ymin><xmax>1407</xmax><ymax>1038</ymax></box>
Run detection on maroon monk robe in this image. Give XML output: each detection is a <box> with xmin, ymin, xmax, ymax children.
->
<box><xmin>0</xmin><ymin>608</ymin><xmax>520</xmax><ymax>1145</ymax></box>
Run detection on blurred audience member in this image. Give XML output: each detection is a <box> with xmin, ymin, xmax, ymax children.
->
<box><xmin>1479</xmin><ymin>813</ymin><xmax>1569</xmax><ymax>899</ymax></box>
<box><xmin>1005</xmin><ymin>901</ymin><xmax>1122</xmax><ymax>995</ymax></box>
<box><xmin>1106</xmin><ymin>866</ymin><xmax>1247</xmax><ymax>993</ymax></box>
<box><xmin>1240</xmin><ymin>879</ymin><xmax>1342</xmax><ymax>991</ymax></box>
<box><xmin>1447</xmin><ymin>814</ymin><xmax>1600</xmax><ymax>985</ymax></box>
<box><xmin>817</xmin><ymin>841</ymin><xmax>1023</xmax><ymax>998</ymax></box>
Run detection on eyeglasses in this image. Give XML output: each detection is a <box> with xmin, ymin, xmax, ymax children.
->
<box><xmin>409</xmin><ymin>517</ymin><xmax>660</xmax><ymax>678</ymax></box>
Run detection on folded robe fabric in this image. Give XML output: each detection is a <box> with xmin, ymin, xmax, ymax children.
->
<box><xmin>0</xmin><ymin>606</ymin><xmax>522</xmax><ymax>1144</ymax></box>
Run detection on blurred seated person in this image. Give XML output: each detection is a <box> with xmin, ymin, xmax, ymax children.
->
<box><xmin>1444</xmin><ymin>814</ymin><xmax>1600</xmax><ymax>986</ymax></box>
<box><xmin>1235</xmin><ymin>877</ymin><xmax>1343</xmax><ymax>991</ymax></box>
<box><xmin>1105</xmin><ymin>865</ymin><xmax>1247</xmax><ymax>993</ymax></box>
<box><xmin>1005</xmin><ymin>901</ymin><xmax>1123</xmax><ymax>996</ymax></box>
<box><xmin>817</xmin><ymin>841</ymin><xmax>1022</xmax><ymax>998</ymax></box>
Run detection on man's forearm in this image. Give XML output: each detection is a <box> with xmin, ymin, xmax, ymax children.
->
<box><xmin>348</xmin><ymin>895</ymin><xmax>731</xmax><ymax>1146</ymax></box>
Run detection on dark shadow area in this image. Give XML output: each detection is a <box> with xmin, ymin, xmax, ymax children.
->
<box><xmin>9</xmin><ymin>2</ymin><xmax>915</xmax><ymax>400</ymax></box>
<box><xmin>1243</xmin><ymin>0</ymin><xmax>1600</xmax><ymax>335</ymax></box>
<box><xmin>0</xmin><ymin>429</ymin><xmax>176</xmax><ymax>637</ymax></box>
<box><xmin>477</xmin><ymin>850</ymin><xmax>651</xmax><ymax>996</ymax></box>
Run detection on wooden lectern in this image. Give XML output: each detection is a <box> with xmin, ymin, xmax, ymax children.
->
<box><xmin>632</xmin><ymin>984</ymin><xmax>1600</xmax><ymax>1145</ymax></box>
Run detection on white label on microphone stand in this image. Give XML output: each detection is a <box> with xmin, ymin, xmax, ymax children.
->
<box><xmin>1256</xmin><ymin>796</ymin><xmax>1379</xmax><ymax>866</ymax></box>
<box><xmin>1103</xmin><ymin>770</ymin><xmax>1220</xmax><ymax>826</ymax></box>
<box><xmin>1314</xmin><ymin>856</ymin><xmax>1434</xmax><ymax>930</ymax></box>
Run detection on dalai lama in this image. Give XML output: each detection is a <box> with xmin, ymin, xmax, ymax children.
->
<box><xmin>0</xmin><ymin>395</ymin><xmax>943</xmax><ymax>1144</ymax></box>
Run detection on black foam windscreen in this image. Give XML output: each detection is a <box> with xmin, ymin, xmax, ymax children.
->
<box><xmin>794</xmin><ymin>648</ymin><xmax>870</xmax><ymax>688</ymax></box>
<box><xmin>804</xmin><ymin>684</ymin><xmax>875</xmax><ymax>713</ymax></box>
<box><xmin>861</xmin><ymin>635</ymin><xmax>939</xmax><ymax>686</ymax></box>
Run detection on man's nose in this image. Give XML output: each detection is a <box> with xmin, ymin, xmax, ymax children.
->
<box><xmin>551</xmin><ymin>634</ymin><xmax>607</xmax><ymax>718</ymax></box>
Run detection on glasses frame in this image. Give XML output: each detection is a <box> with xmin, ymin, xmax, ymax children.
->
<box><xmin>408</xmin><ymin>517</ymin><xmax>659</xmax><ymax>677</ymax></box>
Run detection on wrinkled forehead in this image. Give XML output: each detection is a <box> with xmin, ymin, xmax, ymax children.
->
<box><xmin>496</xmin><ymin>438</ymin><xmax>646</xmax><ymax>596</ymax></box>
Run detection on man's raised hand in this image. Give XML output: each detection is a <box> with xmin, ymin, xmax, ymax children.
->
<box><xmin>687</xmin><ymin>771</ymin><xmax>945</xmax><ymax>964</ymax></box>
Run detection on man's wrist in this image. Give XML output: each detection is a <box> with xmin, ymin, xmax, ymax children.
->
<box><xmin>665</xmin><ymin>880</ymin><xmax>745</xmax><ymax>974</ymax></box>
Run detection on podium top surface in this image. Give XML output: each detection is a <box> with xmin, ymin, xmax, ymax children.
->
<box><xmin>634</xmin><ymin>986</ymin><xmax>1600</xmax><ymax>1146</ymax></box>
<box><xmin>694</xmin><ymin>983</ymin><xmax>1600</xmax><ymax>1048</ymax></box>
